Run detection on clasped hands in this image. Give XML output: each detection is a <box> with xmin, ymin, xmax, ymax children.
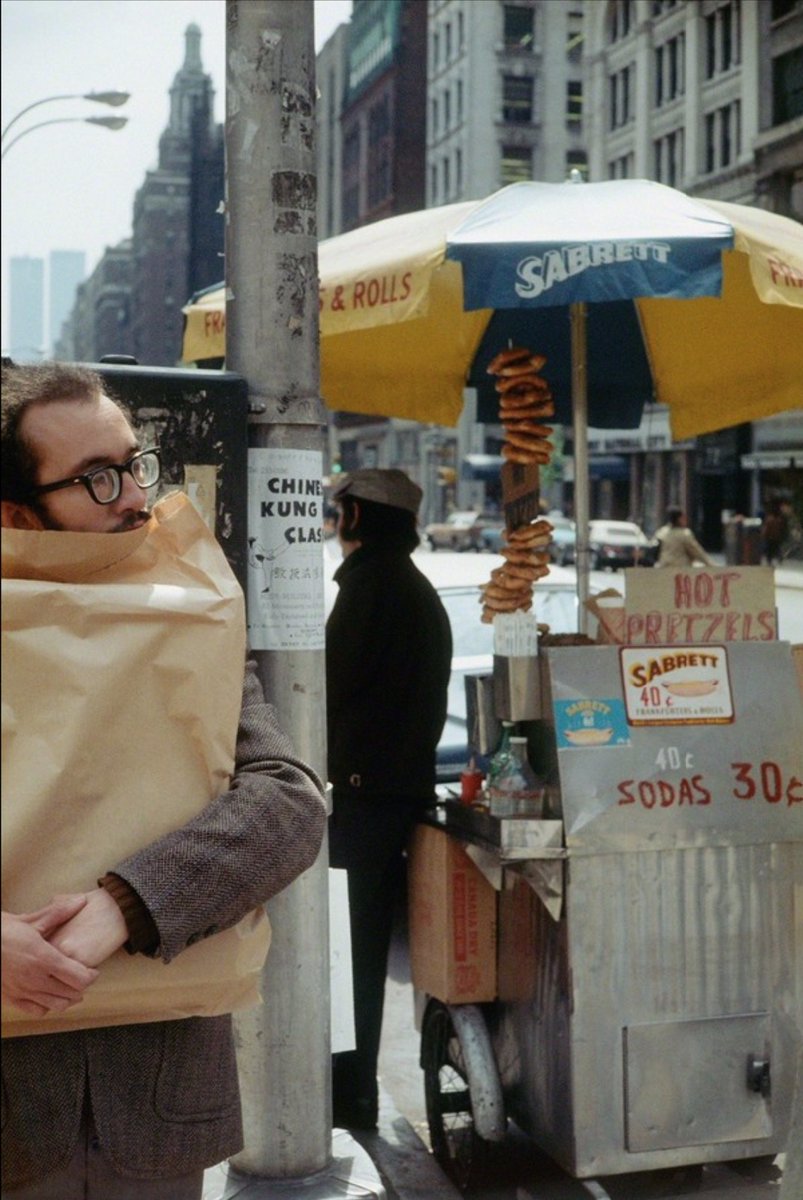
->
<box><xmin>1</xmin><ymin>889</ymin><xmax>128</xmax><ymax>1017</ymax></box>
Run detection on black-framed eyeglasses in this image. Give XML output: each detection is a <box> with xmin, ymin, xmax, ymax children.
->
<box><xmin>30</xmin><ymin>448</ymin><xmax>161</xmax><ymax>507</ymax></box>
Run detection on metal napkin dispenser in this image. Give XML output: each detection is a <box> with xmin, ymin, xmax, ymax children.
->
<box><xmin>464</xmin><ymin>674</ymin><xmax>500</xmax><ymax>757</ymax></box>
<box><xmin>493</xmin><ymin>654</ymin><xmax>542</xmax><ymax>721</ymax></box>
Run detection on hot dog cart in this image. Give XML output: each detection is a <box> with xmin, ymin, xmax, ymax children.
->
<box><xmin>409</xmin><ymin>636</ymin><xmax>803</xmax><ymax>1190</ymax></box>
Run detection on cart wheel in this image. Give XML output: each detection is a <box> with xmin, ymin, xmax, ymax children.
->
<box><xmin>421</xmin><ymin>1000</ymin><xmax>488</xmax><ymax>1190</ymax></box>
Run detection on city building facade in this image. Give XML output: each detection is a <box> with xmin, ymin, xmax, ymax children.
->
<box><xmin>8</xmin><ymin>255</ymin><xmax>44</xmax><ymax>362</ymax></box>
<box><xmin>48</xmin><ymin>250</ymin><xmax>86</xmax><ymax>357</ymax></box>
<box><xmin>57</xmin><ymin>24</ymin><xmax>224</xmax><ymax>367</ymax></box>
<box><xmin>319</xmin><ymin>0</ymin><xmax>802</xmax><ymax>547</ymax></box>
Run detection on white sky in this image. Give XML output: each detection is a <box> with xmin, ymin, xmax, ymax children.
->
<box><xmin>0</xmin><ymin>0</ymin><xmax>353</xmax><ymax>351</ymax></box>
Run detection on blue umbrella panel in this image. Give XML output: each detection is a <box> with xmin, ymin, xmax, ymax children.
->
<box><xmin>469</xmin><ymin>301</ymin><xmax>653</xmax><ymax>429</ymax></box>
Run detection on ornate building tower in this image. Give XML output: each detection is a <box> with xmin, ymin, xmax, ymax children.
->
<box><xmin>128</xmin><ymin>24</ymin><xmax>223</xmax><ymax>365</ymax></box>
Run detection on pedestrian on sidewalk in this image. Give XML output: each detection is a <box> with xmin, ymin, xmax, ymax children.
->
<box><xmin>653</xmin><ymin>506</ymin><xmax>714</xmax><ymax>569</ymax></box>
<box><xmin>1</xmin><ymin>362</ymin><xmax>327</xmax><ymax>1199</ymax></box>
<box><xmin>762</xmin><ymin>500</ymin><xmax>788</xmax><ymax>566</ymax></box>
<box><xmin>326</xmin><ymin>469</ymin><xmax>452</xmax><ymax>1131</ymax></box>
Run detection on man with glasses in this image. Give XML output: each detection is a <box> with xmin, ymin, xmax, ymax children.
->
<box><xmin>1</xmin><ymin>362</ymin><xmax>327</xmax><ymax>1199</ymax></box>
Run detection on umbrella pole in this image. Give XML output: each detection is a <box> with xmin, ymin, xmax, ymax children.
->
<box><xmin>570</xmin><ymin>302</ymin><xmax>590</xmax><ymax>633</ymax></box>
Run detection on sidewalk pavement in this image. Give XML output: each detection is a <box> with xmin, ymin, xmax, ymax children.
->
<box><xmin>349</xmin><ymin>1084</ymin><xmax>463</xmax><ymax>1200</ymax></box>
<box><xmin>202</xmin><ymin>1085</ymin><xmax>461</xmax><ymax>1200</ymax></box>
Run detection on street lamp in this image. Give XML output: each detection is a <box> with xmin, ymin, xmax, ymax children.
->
<box><xmin>1</xmin><ymin>115</ymin><xmax>129</xmax><ymax>161</ymax></box>
<box><xmin>1</xmin><ymin>90</ymin><xmax>130</xmax><ymax>147</ymax></box>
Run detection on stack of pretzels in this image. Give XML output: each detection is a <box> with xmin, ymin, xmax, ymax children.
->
<box><xmin>479</xmin><ymin>346</ymin><xmax>555</xmax><ymax>625</ymax></box>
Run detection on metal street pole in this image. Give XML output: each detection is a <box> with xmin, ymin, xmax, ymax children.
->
<box><xmin>1</xmin><ymin>90</ymin><xmax>129</xmax><ymax>145</ymax></box>
<box><xmin>1</xmin><ymin>115</ymin><xmax>128</xmax><ymax>160</ymax></box>
<box><xmin>225</xmin><ymin>0</ymin><xmax>330</xmax><ymax>1179</ymax></box>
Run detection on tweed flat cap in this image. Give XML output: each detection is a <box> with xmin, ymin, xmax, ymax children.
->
<box><xmin>331</xmin><ymin>469</ymin><xmax>422</xmax><ymax>515</ymax></box>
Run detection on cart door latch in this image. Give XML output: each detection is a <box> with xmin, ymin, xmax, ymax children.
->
<box><xmin>746</xmin><ymin>1055</ymin><xmax>771</xmax><ymax>1097</ymax></box>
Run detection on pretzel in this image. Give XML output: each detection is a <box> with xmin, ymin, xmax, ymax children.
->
<box><xmin>481</xmin><ymin>599</ymin><xmax>533</xmax><ymax>617</ymax></box>
<box><xmin>505</xmin><ymin>430</ymin><xmax>553</xmax><ymax>454</ymax></box>
<box><xmin>486</xmin><ymin>346</ymin><xmax>532</xmax><ymax>374</ymax></box>
<box><xmin>481</xmin><ymin>577</ymin><xmax>533</xmax><ymax>600</ymax></box>
<box><xmin>502</xmin><ymin>444</ymin><xmax>551</xmax><ymax>465</ymax></box>
<box><xmin>506</xmin><ymin>519</ymin><xmax>553</xmax><ymax>540</ymax></box>
<box><xmin>495</xmin><ymin>354</ymin><xmax>547</xmax><ymax>377</ymax></box>
<box><xmin>481</xmin><ymin>602</ymin><xmax>533</xmax><ymax>623</ymax></box>
<box><xmin>492</xmin><ymin>562</ymin><xmax>545</xmax><ymax>584</ymax></box>
<box><xmin>499</xmin><ymin>392</ymin><xmax>554</xmax><ymax>413</ymax></box>
<box><xmin>496</xmin><ymin>373</ymin><xmax>551</xmax><ymax>396</ymax></box>
<box><xmin>501</xmin><ymin>421</ymin><xmax>553</xmax><ymax>438</ymax></box>
<box><xmin>501</xmin><ymin>548</ymin><xmax>551</xmax><ymax>569</ymax></box>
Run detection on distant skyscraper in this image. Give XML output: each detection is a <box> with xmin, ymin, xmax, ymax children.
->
<box><xmin>8</xmin><ymin>256</ymin><xmax>44</xmax><ymax>361</ymax></box>
<box><xmin>49</xmin><ymin>250</ymin><xmax>86</xmax><ymax>353</ymax></box>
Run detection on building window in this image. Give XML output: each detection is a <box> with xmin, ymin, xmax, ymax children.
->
<box><xmin>343</xmin><ymin>125</ymin><xmax>360</xmax><ymax>170</ymax></box>
<box><xmin>456</xmin><ymin>147</ymin><xmax>463</xmax><ymax>192</ymax></box>
<box><xmin>430</xmin><ymin>163</ymin><xmax>438</xmax><ymax>203</ymax></box>
<box><xmin>457</xmin><ymin>78</ymin><xmax>464</xmax><ymax>122</ymax></box>
<box><xmin>704</xmin><ymin>101</ymin><xmax>741</xmax><ymax>172</ymax></box>
<box><xmin>368</xmin><ymin>97</ymin><xmax>389</xmax><ymax>146</ymax></box>
<box><xmin>609</xmin><ymin>152</ymin><xmax>634</xmax><ymax>178</ymax></box>
<box><xmin>444</xmin><ymin>87</ymin><xmax>452</xmax><ymax>129</ymax></box>
<box><xmin>567</xmin><ymin>80</ymin><xmax>583</xmax><ymax>127</ymax></box>
<box><xmin>771</xmin><ymin>0</ymin><xmax>799</xmax><ymax>18</ymax></box>
<box><xmin>567</xmin><ymin>13</ymin><xmax>583</xmax><ymax>64</ymax></box>
<box><xmin>458</xmin><ymin>10</ymin><xmax>465</xmax><ymax>49</ymax></box>
<box><xmin>609</xmin><ymin>64</ymin><xmax>633</xmax><ymax>129</ymax></box>
<box><xmin>609</xmin><ymin>0</ymin><xmax>633</xmax><ymax>43</ymax></box>
<box><xmin>367</xmin><ymin>98</ymin><xmax>391</xmax><ymax>209</ymax></box>
<box><xmin>503</xmin><ymin>75</ymin><xmax>533</xmax><ymax>123</ymax></box>
<box><xmin>443</xmin><ymin>155</ymin><xmax>451</xmax><ymax>199</ymax></box>
<box><xmin>705</xmin><ymin>2</ymin><xmax>741</xmax><ymax>80</ymax></box>
<box><xmin>773</xmin><ymin>47</ymin><xmax>803</xmax><ymax>123</ymax></box>
<box><xmin>343</xmin><ymin>183</ymin><xmax>359</xmax><ymax>227</ymax></box>
<box><xmin>504</xmin><ymin>5</ymin><xmax>534</xmax><ymax>51</ymax></box>
<box><xmin>654</xmin><ymin>128</ymin><xmax>683</xmax><ymax>185</ymax></box>
<box><xmin>445</xmin><ymin>21</ymin><xmax>452</xmax><ymax>60</ymax></box>
<box><xmin>501</xmin><ymin>144</ymin><xmax>532</xmax><ymax>185</ymax></box>
<box><xmin>652</xmin><ymin>0</ymin><xmax>679</xmax><ymax>12</ymax></box>
<box><xmin>431</xmin><ymin>96</ymin><xmax>439</xmax><ymax>137</ymax></box>
<box><xmin>432</xmin><ymin>30</ymin><xmax>440</xmax><ymax>70</ymax></box>
<box><xmin>655</xmin><ymin>33</ymin><xmax>685</xmax><ymax>106</ymax></box>
<box><xmin>566</xmin><ymin>148</ymin><xmax>588</xmax><ymax>179</ymax></box>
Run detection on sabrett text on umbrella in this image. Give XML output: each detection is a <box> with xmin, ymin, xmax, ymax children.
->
<box><xmin>515</xmin><ymin>241</ymin><xmax>671</xmax><ymax>300</ymax></box>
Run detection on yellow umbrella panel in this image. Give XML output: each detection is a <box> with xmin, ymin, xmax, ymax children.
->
<box><xmin>182</xmin><ymin>286</ymin><xmax>226</xmax><ymax>362</ymax></box>
<box><xmin>638</xmin><ymin>202</ymin><xmax>803</xmax><ymax>440</ymax></box>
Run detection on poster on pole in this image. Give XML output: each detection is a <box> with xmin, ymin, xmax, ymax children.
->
<box><xmin>246</xmin><ymin>448</ymin><xmax>325</xmax><ymax>651</ymax></box>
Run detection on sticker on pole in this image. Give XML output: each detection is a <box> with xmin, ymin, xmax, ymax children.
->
<box><xmin>620</xmin><ymin>645</ymin><xmax>734</xmax><ymax>726</ymax></box>
<box><xmin>246</xmin><ymin>448</ymin><xmax>325</xmax><ymax>651</ymax></box>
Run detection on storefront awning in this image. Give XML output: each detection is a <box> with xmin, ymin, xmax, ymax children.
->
<box><xmin>588</xmin><ymin>455</ymin><xmax>631</xmax><ymax>481</ymax></box>
<box><xmin>741</xmin><ymin>451</ymin><xmax>803</xmax><ymax>469</ymax></box>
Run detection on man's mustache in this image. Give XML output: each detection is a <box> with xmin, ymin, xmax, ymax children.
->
<box><xmin>113</xmin><ymin>511</ymin><xmax>151</xmax><ymax>533</ymax></box>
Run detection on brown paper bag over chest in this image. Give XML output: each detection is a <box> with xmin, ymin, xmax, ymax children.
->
<box><xmin>1</xmin><ymin>491</ymin><xmax>270</xmax><ymax>1037</ymax></box>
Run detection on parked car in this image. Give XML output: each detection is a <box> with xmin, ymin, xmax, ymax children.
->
<box><xmin>547</xmin><ymin>516</ymin><xmax>576</xmax><ymax>563</ymax></box>
<box><xmin>556</xmin><ymin>519</ymin><xmax>655</xmax><ymax>570</ymax></box>
<box><xmin>424</xmin><ymin>510</ymin><xmax>502</xmax><ymax>552</ymax></box>
<box><xmin>434</xmin><ymin>570</ymin><xmax>594</xmax><ymax>784</ymax></box>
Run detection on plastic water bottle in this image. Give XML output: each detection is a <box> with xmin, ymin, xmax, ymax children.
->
<box><xmin>487</xmin><ymin>726</ymin><xmax>544</xmax><ymax>818</ymax></box>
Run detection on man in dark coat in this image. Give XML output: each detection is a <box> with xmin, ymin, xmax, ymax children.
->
<box><xmin>326</xmin><ymin>469</ymin><xmax>452</xmax><ymax>1130</ymax></box>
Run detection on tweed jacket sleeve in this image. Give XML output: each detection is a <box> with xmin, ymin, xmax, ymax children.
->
<box><xmin>108</xmin><ymin>659</ymin><xmax>326</xmax><ymax>964</ymax></box>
